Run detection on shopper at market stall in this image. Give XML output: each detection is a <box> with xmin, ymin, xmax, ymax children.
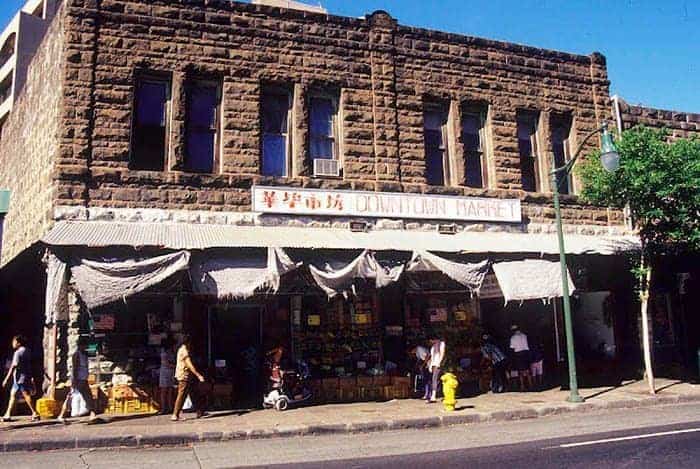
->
<box><xmin>529</xmin><ymin>340</ymin><xmax>545</xmax><ymax>389</ymax></box>
<box><xmin>509</xmin><ymin>325</ymin><xmax>533</xmax><ymax>391</ymax></box>
<box><xmin>428</xmin><ymin>335</ymin><xmax>446</xmax><ymax>403</ymax></box>
<box><xmin>481</xmin><ymin>334</ymin><xmax>507</xmax><ymax>393</ymax></box>
<box><xmin>158</xmin><ymin>337</ymin><xmax>176</xmax><ymax>414</ymax></box>
<box><xmin>172</xmin><ymin>335</ymin><xmax>206</xmax><ymax>421</ymax></box>
<box><xmin>58</xmin><ymin>337</ymin><xmax>97</xmax><ymax>423</ymax></box>
<box><xmin>1</xmin><ymin>335</ymin><xmax>38</xmax><ymax>422</ymax></box>
<box><xmin>408</xmin><ymin>343</ymin><xmax>431</xmax><ymax>399</ymax></box>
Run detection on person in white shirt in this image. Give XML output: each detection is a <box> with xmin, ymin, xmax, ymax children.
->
<box><xmin>408</xmin><ymin>344</ymin><xmax>430</xmax><ymax>399</ymax></box>
<box><xmin>428</xmin><ymin>336</ymin><xmax>446</xmax><ymax>403</ymax></box>
<box><xmin>509</xmin><ymin>325</ymin><xmax>532</xmax><ymax>391</ymax></box>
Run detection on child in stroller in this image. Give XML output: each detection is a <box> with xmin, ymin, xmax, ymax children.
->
<box><xmin>263</xmin><ymin>346</ymin><xmax>312</xmax><ymax>411</ymax></box>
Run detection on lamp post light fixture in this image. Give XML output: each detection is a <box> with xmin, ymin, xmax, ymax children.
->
<box><xmin>551</xmin><ymin>122</ymin><xmax>619</xmax><ymax>403</ymax></box>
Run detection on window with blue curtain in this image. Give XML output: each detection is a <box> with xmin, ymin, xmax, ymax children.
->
<box><xmin>131</xmin><ymin>78</ymin><xmax>170</xmax><ymax>171</ymax></box>
<box><xmin>261</xmin><ymin>90</ymin><xmax>291</xmax><ymax>176</ymax></box>
<box><xmin>309</xmin><ymin>97</ymin><xmax>336</xmax><ymax>160</ymax></box>
<box><xmin>185</xmin><ymin>82</ymin><xmax>219</xmax><ymax>173</ymax></box>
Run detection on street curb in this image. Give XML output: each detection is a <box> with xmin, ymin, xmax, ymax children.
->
<box><xmin>3</xmin><ymin>393</ymin><xmax>700</xmax><ymax>453</ymax></box>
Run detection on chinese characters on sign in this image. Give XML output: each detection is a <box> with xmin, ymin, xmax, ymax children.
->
<box><xmin>253</xmin><ymin>186</ymin><xmax>522</xmax><ymax>223</ymax></box>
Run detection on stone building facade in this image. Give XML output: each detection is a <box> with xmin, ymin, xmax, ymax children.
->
<box><xmin>0</xmin><ymin>0</ymin><xmax>635</xmax><ymax>270</ymax></box>
<box><xmin>614</xmin><ymin>96</ymin><xmax>700</xmax><ymax>141</ymax></box>
<box><xmin>2</xmin><ymin>0</ymin><xmax>678</xmax><ymax>394</ymax></box>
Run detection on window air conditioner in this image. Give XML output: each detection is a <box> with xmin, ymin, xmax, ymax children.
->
<box><xmin>313</xmin><ymin>158</ymin><xmax>341</xmax><ymax>177</ymax></box>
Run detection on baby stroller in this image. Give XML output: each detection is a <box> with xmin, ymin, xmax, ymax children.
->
<box><xmin>263</xmin><ymin>361</ymin><xmax>313</xmax><ymax>411</ymax></box>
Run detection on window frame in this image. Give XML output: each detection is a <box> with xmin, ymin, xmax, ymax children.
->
<box><xmin>516</xmin><ymin>110</ymin><xmax>542</xmax><ymax>192</ymax></box>
<box><xmin>261</xmin><ymin>84</ymin><xmax>293</xmax><ymax>177</ymax></box>
<box><xmin>550</xmin><ymin>114</ymin><xmax>574</xmax><ymax>195</ymax></box>
<box><xmin>423</xmin><ymin>102</ymin><xmax>451</xmax><ymax>186</ymax></box>
<box><xmin>183</xmin><ymin>78</ymin><xmax>222</xmax><ymax>174</ymax></box>
<box><xmin>461</xmin><ymin>104</ymin><xmax>489</xmax><ymax>189</ymax></box>
<box><xmin>308</xmin><ymin>91</ymin><xmax>340</xmax><ymax>162</ymax></box>
<box><xmin>130</xmin><ymin>74</ymin><xmax>172</xmax><ymax>172</ymax></box>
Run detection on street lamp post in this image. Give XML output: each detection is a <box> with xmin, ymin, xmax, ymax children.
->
<box><xmin>551</xmin><ymin>122</ymin><xmax>619</xmax><ymax>403</ymax></box>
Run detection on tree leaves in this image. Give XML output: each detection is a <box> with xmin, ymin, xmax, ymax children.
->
<box><xmin>578</xmin><ymin>126</ymin><xmax>700</xmax><ymax>257</ymax></box>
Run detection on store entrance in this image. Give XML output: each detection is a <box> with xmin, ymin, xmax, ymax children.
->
<box><xmin>210</xmin><ymin>305</ymin><xmax>263</xmax><ymax>408</ymax></box>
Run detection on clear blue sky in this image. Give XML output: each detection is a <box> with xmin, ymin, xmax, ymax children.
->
<box><xmin>1</xmin><ymin>0</ymin><xmax>697</xmax><ymax>111</ymax></box>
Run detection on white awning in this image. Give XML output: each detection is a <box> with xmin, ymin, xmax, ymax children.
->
<box><xmin>492</xmin><ymin>260</ymin><xmax>576</xmax><ymax>303</ymax></box>
<box><xmin>71</xmin><ymin>251</ymin><xmax>191</xmax><ymax>310</ymax></box>
<box><xmin>42</xmin><ymin>221</ymin><xmax>640</xmax><ymax>255</ymax></box>
<box><xmin>406</xmin><ymin>251</ymin><xmax>489</xmax><ymax>293</ymax></box>
<box><xmin>309</xmin><ymin>250</ymin><xmax>403</xmax><ymax>298</ymax></box>
<box><xmin>190</xmin><ymin>247</ymin><xmax>298</xmax><ymax>300</ymax></box>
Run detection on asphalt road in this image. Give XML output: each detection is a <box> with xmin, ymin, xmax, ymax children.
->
<box><xmin>4</xmin><ymin>402</ymin><xmax>700</xmax><ymax>468</ymax></box>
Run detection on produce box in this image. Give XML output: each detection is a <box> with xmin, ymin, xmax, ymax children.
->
<box><xmin>322</xmin><ymin>378</ymin><xmax>339</xmax><ymax>390</ymax></box>
<box><xmin>357</xmin><ymin>376</ymin><xmax>373</xmax><ymax>387</ymax></box>
<box><xmin>373</xmin><ymin>376</ymin><xmax>391</xmax><ymax>387</ymax></box>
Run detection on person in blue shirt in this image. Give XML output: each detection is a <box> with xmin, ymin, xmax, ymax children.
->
<box><xmin>1</xmin><ymin>335</ymin><xmax>38</xmax><ymax>422</ymax></box>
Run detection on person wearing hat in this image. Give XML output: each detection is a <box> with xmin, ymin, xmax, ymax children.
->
<box><xmin>509</xmin><ymin>325</ymin><xmax>532</xmax><ymax>391</ymax></box>
<box><xmin>481</xmin><ymin>334</ymin><xmax>507</xmax><ymax>393</ymax></box>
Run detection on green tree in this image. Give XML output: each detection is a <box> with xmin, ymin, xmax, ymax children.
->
<box><xmin>578</xmin><ymin>126</ymin><xmax>700</xmax><ymax>393</ymax></box>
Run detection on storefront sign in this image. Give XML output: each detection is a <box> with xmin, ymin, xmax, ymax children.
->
<box><xmin>253</xmin><ymin>186</ymin><xmax>522</xmax><ymax>223</ymax></box>
<box><xmin>92</xmin><ymin>314</ymin><xmax>115</xmax><ymax>331</ymax></box>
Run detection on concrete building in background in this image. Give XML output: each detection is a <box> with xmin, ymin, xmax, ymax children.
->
<box><xmin>0</xmin><ymin>0</ymin><xmax>60</xmax><ymax>132</ymax></box>
<box><xmin>0</xmin><ymin>0</ymin><xmax>695</xmax><ymax>407</ymax></box>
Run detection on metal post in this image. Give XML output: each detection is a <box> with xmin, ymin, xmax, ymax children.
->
<box><xmin>552</xmin><ymin>174</ymin><xmax>584</xmax><ymax>403</ymax></box>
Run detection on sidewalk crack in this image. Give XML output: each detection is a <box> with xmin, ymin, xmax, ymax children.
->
<box><xmin>78</xmin><ymin>449</ymin><xmax>92</xmax><ymax>468</ymax></box>
<box><xmin>193</xmin><ymin>445</ymin><xmax>204</xmax><ymax>469</ymax></box>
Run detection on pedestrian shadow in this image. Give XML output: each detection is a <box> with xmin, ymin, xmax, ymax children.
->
<box><xmin>582</xmin><ymin>379</ymin><xmax>637</xmax><ymax>400</ymax></box>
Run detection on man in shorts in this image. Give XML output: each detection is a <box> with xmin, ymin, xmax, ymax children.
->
<box><xmin>1</xmin><ymin>335</ymin><xmax>38</xmax><ymax>422</ymax></box>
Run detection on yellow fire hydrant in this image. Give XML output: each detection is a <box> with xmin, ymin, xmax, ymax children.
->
<box><xmin>440</xmin><ymin>372</ymin><xmax>458</xmax><ymax>412</ymax></box>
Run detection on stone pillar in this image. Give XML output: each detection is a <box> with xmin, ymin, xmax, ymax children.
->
<box><xmin>368</xmin><ymin>11</ymin><xmax>400</xmax><ymax>183</ymax></box>
<box><xmin>291</xmin><ymin>82</ymin><xmax>309</xmax><ymax>177</ymax></box>
<box><xmin>169</xmin><ymin>70</ymin><xmax>187</xmax><ymax>171</ymax></box>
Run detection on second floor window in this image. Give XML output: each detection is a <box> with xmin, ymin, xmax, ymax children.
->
<box><xmin>131</xmin><ymin>77</ymin><xmax>170</xmax><ymax>171</ymax></box>
<box><xmin>309</xmin><ymin>96</ymin><xmax>338</xmax><ymax>160</ymax></box>
<box><xmin>261</xmin><ymin>88</ymin><xmax>292</xmax><ymax>177</ymax></box>
<box><xmin>424</xmin><ymin>106</ymin><xmax>449</xmax><ymax>186</ymax></box>
<box><xmin>517</xmin><ymin>111</ymin><xmax>541</xmax><ymax>192</ymax></box>
<box><xmin>185</xmin><ymin>81</ymin><xmax>220</xmax><ymax>173</ymax></box>
<box><xmin>551</xmin><ymin>116</ymin><xmax>573</xmax><ymax>195</ymax></box>
<box><xmin>462</xmin><ymin>107</ymin><xmax>488</xmax><ymax>188</ymax></box>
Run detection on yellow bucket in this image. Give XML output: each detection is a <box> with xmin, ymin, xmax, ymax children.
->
<box><xmin>36</xmin><ymin>398</ymin><xmax>60</xmax><ymax>419</ymax></box>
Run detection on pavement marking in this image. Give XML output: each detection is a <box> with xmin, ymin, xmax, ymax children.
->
<box><xmin>550</xmin><ymin>427</ymin><xmax>700</xmax><ymax>449</ymax></box>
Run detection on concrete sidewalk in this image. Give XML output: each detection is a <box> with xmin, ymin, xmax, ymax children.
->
<box><xmin>1</xmin><ymin>378</ymin><xmax>698</xmax><ymax>453</ymax></box>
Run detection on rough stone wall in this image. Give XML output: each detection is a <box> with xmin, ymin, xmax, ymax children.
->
<box><xmin>0</xmin><ymin>5</ymin><xmax>64</xmax><ymax>267</ymax></box>
<box><xmin>52</xmin><ymin>0</ymin><xmax>622</xmax><ymax>232</ymax></box>
<box><xmin>617</xmin><ymin>97</ymin><xmax>700</xmax><ymax>141</ymax></box>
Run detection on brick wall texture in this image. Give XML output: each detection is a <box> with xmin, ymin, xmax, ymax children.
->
<box><xmin>617</xmin><ymin>97</ymin><xmax>700</xmax><ymax>141</ymax></box>
<box><xmin>0</xmin><ymin>4</ymin><xmax>64</xmax><ymax>267</ymax></box>
<box><xmin>1</xmin><ymin>0</ymin><xmax>645</xmax><ymax>264</ymax></box>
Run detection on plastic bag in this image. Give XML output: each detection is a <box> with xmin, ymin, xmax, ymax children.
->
<box><xmin>182</xmin><ymin>395</ymin><xmax>193</xmax><ymax>411</ymax></box>
<box><xmin>70</xmin><ymin>390</ymin><xmax>88</xmax><ymax>417</ymax></box>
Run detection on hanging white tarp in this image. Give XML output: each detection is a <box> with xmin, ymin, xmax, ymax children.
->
<box><xmin>190</xmin><ymin>247</ymin><xmax>298</xmax><ymax>299</ymax></box>
<box><xmin>406</xmin><ymin>251</ymin><xmax>490</xmax><ymax>293</ymax></box>
<box><xmin>309</xmin><ymin>250</ymin><xmax>404</xmax><ymax>298</ymax></box>
<box><xmin>45</xmin><ymin>252</ymin><xmax>69</xmax><ymax>324</ymax></box>
<box><xmin>70</xmin><ymin>251</ymin><xmax>191</xmax><ymax>309</ymax></box>
<box><xmin>492</xmin><ymin>259</ymin><xmax>576</xmax><ymax>304</ymax></box>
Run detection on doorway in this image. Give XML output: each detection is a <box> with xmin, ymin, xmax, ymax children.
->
<box><xmin>209</xmin><ymin>305</ymin><xmax>263</xmax><ymax>408</ymax></box>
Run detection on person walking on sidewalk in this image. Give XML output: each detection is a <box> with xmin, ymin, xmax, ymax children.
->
<box><xmin>428</xmin><ymin>335</ymin><xmax>446</xmax><ymax>403</ymax></box>
<box><xmin>1</xmin><ymin>335</ymin><xmax>39</xmax><ymax>422</ymax></box>
<box><xmin>172</xmin><ymin>335</ymin><xmax>206</xmax><ymax>421</ymax></box>
<box><xmin>58</xmin><ymin>337</ymin><xmax>97</xmax><ymax>423</ymax></box>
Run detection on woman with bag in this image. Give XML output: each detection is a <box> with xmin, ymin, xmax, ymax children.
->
<box><xmin>1</xmin><ymin>335</ymin><xmax>39</xmax><ymax>422</ymax></box>
<box><xmin>57</xmin><ymin>337</ymin><xmax>97</xmax><ymax>423</ymax></box>
<box><xmin>171</xmin><ymin>335</ymin><xmax>206</xmax><ymax>421</ymax></box>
